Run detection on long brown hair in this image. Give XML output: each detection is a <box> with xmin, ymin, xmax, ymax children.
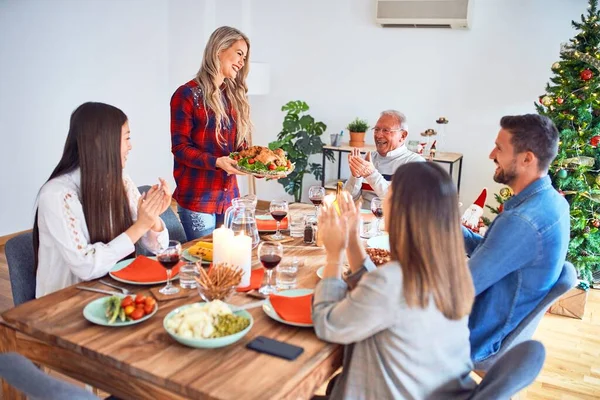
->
<box><xmin>195</xmin><ymin>26</ymin><xmax>252</xmax><ymax>148</ymax></box>
<box><xmin>33</xmin><ymin>102</ymin><xmax>133</xmax><ymax>270</ymax></box>
<box><xmin>387</xmin><ymin>162</ymin><xmax>474</xmax><ymax>320</ymax></box>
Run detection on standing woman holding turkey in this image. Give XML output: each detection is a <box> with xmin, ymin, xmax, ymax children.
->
<box><xmin>170</xmin><ymin>26</ymin><xmax>252</xmax><ymax>240</ymax></box>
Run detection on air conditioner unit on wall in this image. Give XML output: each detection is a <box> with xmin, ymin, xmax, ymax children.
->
<box><xmin>376</xmin><ymin>0</ymin><xmax>472</xmax><ymax>29</ymax></box>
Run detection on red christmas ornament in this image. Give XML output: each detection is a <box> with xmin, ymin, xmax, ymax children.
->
<box><xmin>591</xmin><ymin>135</ymin><xmax>600</xmax><ymax>147</ymax></box>
<box><xmin>556</xmin><ymin>97</ymin><xmax>564</xmax><ymax>104</ymax></box>
<box><xmin>581</xmin><ymin>69</ymin><xmax>593</xmax><ymax>81</ymax></box>
<box><xmin>498</xmin><ymin>204</ymin><xmax>504</xmax><ymax>213</ymax></box>
<box><xmin>593</xmin><ymin>219</ymin><xmax>600</xmax><ymax>228</ymax></box>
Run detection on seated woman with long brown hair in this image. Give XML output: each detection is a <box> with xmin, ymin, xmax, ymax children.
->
<box><xmin>33</xmin><ymin>102</ymin><xmax>171</xmax><ymax>297</ymax></box>
<box><xmin>313</xmin><ymin>162</ymin><xmax>476</xmax><ymax>399</ymax></box>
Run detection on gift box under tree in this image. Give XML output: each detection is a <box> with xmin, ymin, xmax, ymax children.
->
<box><xmin>548</xmin><ymin>281</ymin><xmax>590</xmax><ymax>319</ymax></box>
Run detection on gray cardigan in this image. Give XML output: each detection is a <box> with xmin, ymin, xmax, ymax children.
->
<box><xmin>313</xmin><ymin>259</ymin><xmax>476</xmax><ymax>400</ymax></box>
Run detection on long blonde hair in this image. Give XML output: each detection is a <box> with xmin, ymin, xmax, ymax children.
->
<box><xmin>196</xmin><ymin>26</ymin><xmax>252</xmax><ymax>148</ymax></box>
<box><xmin>387</xmin><ymin>162</ymin><xmax>474</xmax><ymax>320</ymax></box>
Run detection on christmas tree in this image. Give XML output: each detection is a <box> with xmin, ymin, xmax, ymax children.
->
<box><xmin>536</xmin><ymin>0</ymin><xmax>600</xmax><ymax>282</ymax></box>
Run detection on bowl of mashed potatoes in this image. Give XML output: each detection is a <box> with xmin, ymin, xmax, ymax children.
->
<box><xmin>163</xmin><ymin>300</ymin><xmax>253</xmax><ymax>349</ymax></box>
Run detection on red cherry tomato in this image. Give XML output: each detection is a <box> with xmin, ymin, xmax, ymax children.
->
<box><xmin>143</xmin><ymin>303</ymin><xmax>154</xmax><ymax>315</ymax></box>
<box><xmin>121</xmin><ymin>296</ymin><xmax>133</xmax><ymax>308</ymax></box>
<box><xmin>145</xmin><ymin>297</ymin><xmax>156</xmax><ymax>307</ymax></box>
<box><xmin>130</xmin><ymin>308</ymin><xmax>144</xmax><ymax>320</ymax></box>
<box><xmin>268</xmin><ymin>163</ymin><xmax>276</xmax><ymax>170</ymax></box>
<box><xmin>135</xmin><ymin>294</ymin><xmax>146</xmax><ymax>304</ymax></box>
<box><xmin>248</xmin><ymin>158</ymin><xmax>255</xmax><ymax>164</ymax></box>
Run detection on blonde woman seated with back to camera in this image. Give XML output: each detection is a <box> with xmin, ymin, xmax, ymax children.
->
<box><xmin>312</xmin><ymin>162</ymin><xmax>476</xmax><ymax>400</ymax></box>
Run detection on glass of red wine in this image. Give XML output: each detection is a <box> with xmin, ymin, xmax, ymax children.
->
<box><xmin>269</xmin><ymin>199</ymin><xmax>289</xmax><ymax>240</ymax></box>
<box><xmin>258</xmin><ymin>241</ymin><xmax>283</xmax><ymax>295</ymax></box>
<box><xmin>308</xmin><ymin>185</ymin><xmax>325</xmax><ymax>215</ymax></box>
<box><xmin>156</xmin><ymin>240</ymin><xmax>181</xmax><ymax>295</ymax></box>
<box><xmin>371</xmin><ymin>197</ymin><xmax>384</xmax><ymax>236</ymax></box>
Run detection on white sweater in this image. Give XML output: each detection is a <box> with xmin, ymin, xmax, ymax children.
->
<box><xmin>35</xmin><ymin>169</ymin><xmax>168</xmax><ymax>297</ymax></box>
<box><xmin>344</xmin><ymin>145</ymin><xmax>424</xmax><ymax>204</ymax></box>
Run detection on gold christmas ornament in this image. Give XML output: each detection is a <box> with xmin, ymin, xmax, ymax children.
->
<box><xmin>552</xmin><ymin>62</ymin><xmax>561</xmax><ymax>70</ymax></box>
<box><xmin>541</xmin><ymin>96</ymin><xmax>553</xmax><ymax>106</ymax></box>
<box><xmin>499</xmin><ymin>187</ymin><xmax>513</xmax><ymax>198</ymax></box>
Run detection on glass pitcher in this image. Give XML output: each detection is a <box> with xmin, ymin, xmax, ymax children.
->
<box><xmin>224</xmin><ymin>196</ymin><xmax>260</xmax><ymax>249</ymax></box>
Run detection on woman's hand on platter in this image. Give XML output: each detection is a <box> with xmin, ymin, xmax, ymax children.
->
<box><xmin>216</xmin><ymin>156</ymin><xmax>246</xmax><ymax>175</ymax></box>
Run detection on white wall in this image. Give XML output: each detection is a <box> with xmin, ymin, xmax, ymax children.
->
<box><xmin>0</xmin><ymin>0</ymin><xmax>587</xmax><ymax>235</ymax></box>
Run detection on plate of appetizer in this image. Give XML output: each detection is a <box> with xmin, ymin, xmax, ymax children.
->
<box><xmin>230</xmin><ymin>145</ymin><xmax>295</xmax><ymax>178</ymax></box>
<box><xmin>163</xmin><ymin>300</ymin><xmax>253</xmax><ymax>348</ymax></box>
<box><xmin>83</xmin><ymin>294</ymin><xmax>157</xmax><ymax>327</ymax></box>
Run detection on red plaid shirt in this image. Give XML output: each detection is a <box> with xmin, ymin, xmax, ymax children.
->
<box><xmin>170</xmin><ymin>80</ymin><xmax>246</xmax><ymax>214</ymax></box>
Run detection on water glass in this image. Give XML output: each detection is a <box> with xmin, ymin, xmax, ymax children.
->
<box><xmin>290</xmin><ymin>214</ymin><xmax>306</xmax><ymax>238</ymax></box>
<box><xmin>360</xmin><ymin>219</ymin><xmax>373</xmax><ymax>239</ymax></box>
<box><xmin>277</xmin><ymin>257</ymin><xmax>301</xmax><ymax>290</ymax></box>
<box><xmin>179</xmin><ymin>262</ymin><xmax>200</xmax><ymax>289</ymax></box>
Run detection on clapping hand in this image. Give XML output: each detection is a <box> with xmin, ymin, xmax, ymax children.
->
<box><xmin>348</xmin><ymin>148</ymin><xmax>375</xmax><ymax>178</ymax></box>
<box><xmin>137</xmin><ymin>178</ymin><xmax>171</xmax><ymax>232</ymax></box>
<box><xmin>319</xmin><ymin>195</ymin><xmax>350</xmax><ymax>260</ymax></box>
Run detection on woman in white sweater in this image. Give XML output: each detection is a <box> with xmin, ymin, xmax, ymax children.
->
<box><xmin>33</xmin><ymin>102</ymin><xmax>170</xmax><ymax>297</ymax></box>
<box><xmin>313</xmin><ymin>162</ymin><xmax>476</xmax><ymax>399</ymax></box>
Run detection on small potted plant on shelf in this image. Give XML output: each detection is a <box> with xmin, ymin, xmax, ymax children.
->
<box><xmin>346</xmin><ymin>117</ymin><xmax>369</xmax><ymax>147</ymax></box>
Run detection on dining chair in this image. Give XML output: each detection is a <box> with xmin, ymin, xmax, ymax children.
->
<box><xmin>137</xmin><ymin>185</ymin><xmax>187</xmax><ymax>244</ymax></box>
<box><xmin>5</xmin><ymin>232</ymin><xmax>36</xmax><ymax>306</ymax></box>
<box><xmin>470</xmin><ymin>340</ymin><xmax>546</xmax><ymax>399</ymax></box>
<box><xmin>474</xmin><ymin>261</ymin><xmax>577</xmax><ymax>371</ymax></box>
<box><xmin>0</xmin><ymin>352</ymin><xmax>99</xmax><ymax>399</ymax></box>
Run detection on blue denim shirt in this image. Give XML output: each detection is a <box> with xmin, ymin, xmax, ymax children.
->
<box><xmin>463</xmin><ymin>176</ymin><xmax>570</xmax><ymax>362</ymax></box>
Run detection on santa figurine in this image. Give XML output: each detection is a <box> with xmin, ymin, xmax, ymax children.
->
<box><xmin>461</xmin><ymin>188</ymin><xmax>487</xmax><ymax>235</ymax></box>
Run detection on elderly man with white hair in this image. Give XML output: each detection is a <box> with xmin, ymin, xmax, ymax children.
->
<box><xmin>344</xmin><ymin>110</ymin><xmax>424</xmax><ymax>205</ymax></box>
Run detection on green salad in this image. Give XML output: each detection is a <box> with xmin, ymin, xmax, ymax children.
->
<box><xmin>230</xmin><ymin>151</ymin><xmax>293</xmax><ymax>175</ymax></box>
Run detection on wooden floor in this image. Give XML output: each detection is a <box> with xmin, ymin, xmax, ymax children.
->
<box><xmin>0</xmin><ymin>243</ymin><xmax>599</xmax><ymax>398</ymax></box>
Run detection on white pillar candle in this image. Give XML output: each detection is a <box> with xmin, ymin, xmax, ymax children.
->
<box><xmin>212</xmin><ymin>225</ymin><xmax>234</xmax><ymax>265</ymax></box>
<box><xmin>229</xmin><ymin>232</ymin><xmax>252</xmax><ymax>287</ymax></box>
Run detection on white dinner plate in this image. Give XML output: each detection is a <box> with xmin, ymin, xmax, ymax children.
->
<box><xmin>256</xmin><ymin>214</ymin><xmax>288</xmax><ymax>233</ymax></box>
<box><xmin>316</xmin><ymin>266</ymin><xmax>350</xmax><ymax>279</ymax></box>
<box><xmin>109</xmin><ymin>257</ymin><xmax>179</xmax><ymax>286</ymax></box>
<box><xmin>181</xmin><ymin>249</ymin><xmax>211</xmax><ymax>265</ymax></box>
<box><xmin>262</xmin><ymin>289</ymin><xmax>314</xmax><ymax>328</ymax></box>
<box><xmin>366</xmin><ymin>234</ymin><xmax>390</xmax><ymax>251</ymax></box>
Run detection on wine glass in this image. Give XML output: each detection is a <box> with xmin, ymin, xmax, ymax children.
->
<box><xmin>371</xmin><ymin>197</ymin><xmax>384</xmax><ymax>236</ymax></box>
<box><xmin>308</xmin><ymin>185</ymin><xmax>326</xmax><ymax>215</ymax></box>
<box><xmin>258</xmin><ymin>241</ymin><xmax>283</xmax><ymax>295</ymax></box>
<box><xmin>269</xmin><ymin>200</ymin><xmax>289</xmax><ymax>240</ymax></box>
<box><xmin>156</xmin><ymin>240</ymin><xmax>181</xmax><ymax>295</ymax></box>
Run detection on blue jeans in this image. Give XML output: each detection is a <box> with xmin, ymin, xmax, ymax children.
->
<box><xmin>177</xmin><ymin>206</ymin><xmax>225</xmax><ymax>241</ymax></box>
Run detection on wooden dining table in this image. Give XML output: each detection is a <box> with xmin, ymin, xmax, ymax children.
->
<box><xmin>0</xmin><ymin>203</ymin><xmax>346</xmax><ymax>400</ymax></box>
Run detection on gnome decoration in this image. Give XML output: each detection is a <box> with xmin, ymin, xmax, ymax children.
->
<box><xmin>461</xmin><ymin>188</ymin><xmax>488</xmax><ymax>235</ymax></box>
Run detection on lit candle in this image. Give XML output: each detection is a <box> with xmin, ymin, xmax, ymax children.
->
<box><xmin>212</xmin><ymin>225</ymin><xmax>234</xmax><ymax>265</ymax></box>
<box><xmin>229</xmin><ymin>232</ymin><xmax>252</xmax><ymax>287</ymax></box>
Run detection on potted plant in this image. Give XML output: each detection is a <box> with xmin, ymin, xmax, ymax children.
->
<box><xmin>347</xmin><ymin>117</ymin><xmax>369</xmax><ymax>147</ymax></box>
<box><xmin>268</xmin><ymin>100</ymin><xmax>335</xmax><ymax>202</ymax></box>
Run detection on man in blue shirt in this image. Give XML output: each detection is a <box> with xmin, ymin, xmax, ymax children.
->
<box><xmin>464</xmin><ymin>114</ymin><xmax>570</xmax><ymax>363</ymax></box>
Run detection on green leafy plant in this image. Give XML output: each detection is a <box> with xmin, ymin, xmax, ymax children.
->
<box><xmin>268</xmin><ymin>100</ymin><xmax>334</xmax><ymax>202</ymax></box>
<box><xmin>346</xmin><ymin>117</ymin><xmax>369</xmax><ymax>133</ymax></box>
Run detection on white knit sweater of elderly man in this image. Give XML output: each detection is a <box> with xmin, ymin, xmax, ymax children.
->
<box><xmin>344</xmin><ymin>110</ymin><xmax>425</xmax><ymax>208</ymax></box>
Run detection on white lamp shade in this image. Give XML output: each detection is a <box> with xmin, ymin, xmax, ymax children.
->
<box><xmin>247</xmin><ymin>62</ymin><xmax>270</xmax><ymax>95</ymax></box>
